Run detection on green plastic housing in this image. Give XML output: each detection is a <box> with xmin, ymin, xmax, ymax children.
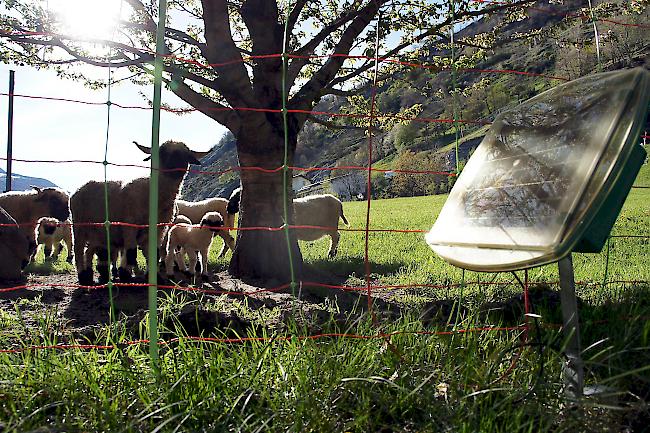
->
<box><xmin>574</xmin><ymin>144</ymin><xmax>647</xmax><ymax>253</ymax></box>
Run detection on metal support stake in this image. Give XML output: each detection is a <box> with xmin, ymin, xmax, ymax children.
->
<box><xmin>558</xmin><ymin>254</ymin><xmax>584</xmax><ymax>400</ymax></box>
<box><xmin>6</xmin><ymin>70</ymin><xmax>15</xmax><ymax>193</ymax></box>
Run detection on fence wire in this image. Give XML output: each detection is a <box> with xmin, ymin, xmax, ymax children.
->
<box><xmin>0</xmin><ymin>0</ymin><xmax>648</xmax><ymax>356</ymax></box>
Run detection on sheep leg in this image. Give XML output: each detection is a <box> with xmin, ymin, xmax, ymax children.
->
<box><xmin>175</xmin><ymin>247</ymin><xmax>187</xmax><ymax>272</ymax></box>
<box><xmin>188</xmin><ymin>250</ymin><xmax>199</xmax><ymax>277</ymax></box>
<box><xmin>328</xmin><ymin>231</ymin><xmax>340</xmax><ymax>258</ymax></box>
<box><xmin>74</xmin><ymin>235</ymin><xmax>93</xmax><ymax>286</ymax></box>
<box><xmin>118</xmin><ymin>247</ymin><xmax>137</xmax><ymax>282</ymax></box>
<box><xmin>200</xmin><ymin>247</ymin><xmax>211</xmax><ymax>280</ymax></box>
<box><xmin>64</xmin><ymin>233</ymin><xmax>73</xmax><ymax>264</ymax></box>
<box><xmin>165</xmin><ymin>243</ymin><xmax>177</xmax><ymax>278</ymax></box>
<box><xmin>96</xmin><ymin>247</ymin><xmax>111</xmax><ymax>285</ymax></box>
<box><xmin>53</xmin><ymin>241</ymin><xmax>63</xmax><ymax>260</ymax></box>
<box><xmin>44</xmin><ymin>242</ymin><xmax>53</xmax><ymax>260</ymax></box>
<box><xmin>217</xmin><ymin>232</ymin><xmax>236</xmax><ymax>258</ymax></box>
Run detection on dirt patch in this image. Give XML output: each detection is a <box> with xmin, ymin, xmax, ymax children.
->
<box><xmin>0</xmin><ymin>269</ymin><xmax>402</xmax><ymax>343</ymax></box>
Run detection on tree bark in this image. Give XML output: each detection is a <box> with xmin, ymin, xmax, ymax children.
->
<box><xmin>229</xmin><ymin>130</ymin><xmax>303</xmax><ymax>284</ymax></box>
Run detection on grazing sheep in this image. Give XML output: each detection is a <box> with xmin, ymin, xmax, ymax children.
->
<box><xmin>175</xmin><ymin>197</ymin><xmax>236</xmax><ymax>257</ymax></box>
<box><xmin>35</xmin><ymin>217</ymin><xmax>73</xmax><ymax>263</ymax></box>
<box><xmin>226</xmin><ymin>187</ymin><xmax>241</xmax><ymax>215</ymax></box>
<box><xmin>165</xmin><ymin>211</ymin><xmax>224</xmax><ymax>279</ymax></box>
<box><xmin>293</xmin><ymin>194</ymin><xmax>349</xmax><ymax>257</ymax></box>
<box><xmin>0</xmin><ymin>186</ymin><xmax>70</xmax><ymax>258</ymax></box>
<box><xmin>0</xmin><ymin>205</ymin><xmax>31</xmax><ymax>280</ymax></box>
<box><xmin>70</xmin><ymin>140</ymin><xmax>208</xmax><ymax>285</ymax></box>
<box><xmin>228</xmin><ymin>191</ymin><xmax>348</xmax><ymax>257</ymax></box>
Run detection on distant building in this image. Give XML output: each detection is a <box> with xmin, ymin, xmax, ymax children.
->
<box><xmin>292</xmin><ymin>174</ymin><xmax>312</xmax><ymax>193</ymax></box>
<box><xmin>330</xmin><ymin>172</ymin><xmax>366</xmax><ymax>201</ymax></box>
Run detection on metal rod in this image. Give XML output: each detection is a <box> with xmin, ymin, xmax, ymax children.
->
<box><xmin>148</xmin><ymin>0</ymin><xmax>168</xmax><ymax>375</ymax></box>
<box><xmin>558</xmin><ymin>254</ymin><xmax>584</xmax><ymax>400</ymax></box>
<box><xmin>6</xmin><ymin>70</ymin><xmax>15</xmax><ymax>193</ymax></box>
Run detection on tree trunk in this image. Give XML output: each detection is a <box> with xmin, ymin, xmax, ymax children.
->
<box><xmin>229</xmin><ymin>132</ymin><xmax>303</xmax><ymax>284</ymax></box>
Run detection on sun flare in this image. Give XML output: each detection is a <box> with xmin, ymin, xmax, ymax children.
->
<box><xmin>49</xmin><ymin>0</ymin><xmax>122</xmax><ymax>41</ymax></box>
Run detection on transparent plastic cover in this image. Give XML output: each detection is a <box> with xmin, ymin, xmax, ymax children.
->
<box><xmin>426</xmin><ymin>68</ymin><xmax>649</xmax><ymax>271</ymax></box>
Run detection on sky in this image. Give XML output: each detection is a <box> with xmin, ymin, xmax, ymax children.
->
<box><xmin>0</xmin><ymin>64</ymin><xmax>227</xmax><ymax>193</ymax></box>
<box><xmin>0</xmin><ymin>0</ymin><xmax>228</xmax><ymax>193</ymax></box>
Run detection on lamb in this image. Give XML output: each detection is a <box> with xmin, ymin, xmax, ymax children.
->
<box><xmin>70</xmin><ymin>140</ymin><xmax>208</xmax><ymax>285</ymax></box>
<box><xmin>0</xmin><ymin>205</ymin><xmax>31</xmax><ymax>280</ymax></box>
<box><xmin>165</xmin><ymin>211</ymin><xmax>224</xmax><ymax>279</ymax></box>
<box><xmin>293</xmin><ymin>194</ymin><xmax>349</xmax><ymax>257</ymax></box>
<box><xmin>35</xmin><ymin>217</ymin><xmax>73</xmax><ymax>263</ymax></box>
<box><xmin>175</xmin><ymin>197</ymin><xmax>236</xmax><ymax>257</ymax></box>
<box><xmin>228</xmin><ymin>191</ymin><xmax>348</xmax><ymax>257</ymax></box>
<box><xmin>0</xmin><ymin>186</ymin><xmax>70</xmax><ymax>259</ymax></box>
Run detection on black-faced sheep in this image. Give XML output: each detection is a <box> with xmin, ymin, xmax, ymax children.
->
<box><xmin>226</xmin><ymin>187</ymin><xmax>241</xmax><ymax>215</ymax></box>
<box><xmin>165</xmin><ymin>211</ymin><xmax>224</xmax><ymax>279</ymax></box>
<box><xmin>0</xmin><ymin>186</ymin><xmax>70</xmax><ymax>258</ymax></box>
<box><xmin>228</xmin><ymin>191</ymin><xmax>348</xmax><ymax>257</ymax></box>
<box><xmin>0</xmin><ymin>205</ymin><xmax>31</xmax><ymax>280</ymax></box>
<box><xmin>70</xmin><ymin>140</ymin><xmax>208</xmax><ymax>285</ymax></box>
<box><xmin>35</xmin><ymin>217</ymin><xmax>73</xmax><ymax>263</ymax></box>
<box><xmin>175</xmin><ymin>198</ymin><xmax>236</xmax><ymax>257</ymax></box>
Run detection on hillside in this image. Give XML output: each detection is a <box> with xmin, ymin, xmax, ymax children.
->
<box><xmin>182</xmin><ymin>0</ymin><xmax>650</xmax><ymax>200</ymax></box>
<box><xmin>0</xmin><ymin>167</ymin><xmax>58</xmax><ymax>192</ymax></box>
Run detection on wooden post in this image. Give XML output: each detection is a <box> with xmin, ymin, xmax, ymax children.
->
<box><xmin>558</xmin><ymin>254</ymin><xmax>584</xmax><ymax>400</ymax></box>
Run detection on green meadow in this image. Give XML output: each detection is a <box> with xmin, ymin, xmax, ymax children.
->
<box><xmin>1</xmin><ymin>164</ymin><xmax>648</xmax><ymax>432</ymax></box>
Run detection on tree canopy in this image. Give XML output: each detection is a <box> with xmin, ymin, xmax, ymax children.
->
<box><xmin>0</xmin><ymin>0</ymin><xmax>539</xmax><ymax>137</ymax></box>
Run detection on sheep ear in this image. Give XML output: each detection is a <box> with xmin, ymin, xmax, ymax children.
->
<box><xmin>31</xmin><ymin>185</ymin><xmax>43</xmax><ymax>193</ymax></box>
<box><xmin>190</xmin><ymin>150</ymin><xmax>210</xmax><ymax>165</ymax></box>
<box><xmin>133</xmin><ymin>141</ymin><xmax>152</xmax><ymax>155</ymax></box>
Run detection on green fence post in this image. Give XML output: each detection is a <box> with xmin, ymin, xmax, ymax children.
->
<box><xmin>148</xmin><ymin>0</ymin><xmax>168</xmax><ymax>374</ymax></box>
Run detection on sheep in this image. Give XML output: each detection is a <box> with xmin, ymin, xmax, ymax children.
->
<box><xmin>293</xmin><ymin>194</ymin><xmax>349</xmax><ymax>257</ymax></box>
<box><xmin>35</xmin><ymin>217</ymin><xmax>73</xmax><ymax>263</ymax></box>
<box><xmin>0</xmin><ymin>205</ymin><xmax>31</xmax><ymax>280</ymax></box>
<box><xmin>70</xmin><ymin>140</ymin><xmax>208</xmax><ymax>285</ymax></box>
<box><xmin>226</xmin><ymin>187</ymin><xmax>241</xmax><ymax>215</ymax></box>
<box><xmin>228</xmin><ymin>191</ymin><xmax>348</xmax><ymax>257</ymax></box>
<box><xmin>175</xmin><ymin>197</ymin><xmax>236</xmax><ymax>257</ymax></box>
<box><xmin>0</xmin><ymin>186</ymin><xmax>70</xmax><ymax>259</ymax></box>
<box><xmin>165</xmin><ymin>211</ymin><xmax>224</xmax><ymax>279</ymax></box>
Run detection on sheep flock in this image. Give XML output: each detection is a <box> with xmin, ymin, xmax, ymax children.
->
<box><xmin>0</xmin><ymin>140</ymin><xmax>349</xmax><ymax>286</ymax></box>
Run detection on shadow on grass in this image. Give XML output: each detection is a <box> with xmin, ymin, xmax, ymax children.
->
<box><xmin>305</xmin><ymin>255</ymin><xmax>408</xmax><ymax>279</ymax></box>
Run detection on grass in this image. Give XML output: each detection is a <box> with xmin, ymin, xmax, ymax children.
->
<box><xmin>1</xmin><ymin>164</ymin><xmax>648</xmax><ymax>432</ymax></box>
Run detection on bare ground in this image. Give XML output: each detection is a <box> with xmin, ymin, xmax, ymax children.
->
<box><xmin>0</xmin><ymin>267</ymin><xmax>416</xmax><ymax>344</ymax></box>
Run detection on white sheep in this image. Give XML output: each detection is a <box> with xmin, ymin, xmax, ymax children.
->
<box><xmin>293</xmin><ymin>194</ymin><xmax>349</xmax><ymax>257</ymax></box>
<box><xmin>176</xmin><ymin>198</ymin><xmax>236</xmax><ymax>257</ymax></box>
<box><xmin>0</xmin><ymin>186</ymin><xmax>70</xmax><ymax>259</ymax></box>
<box><xmin>227</xmin><ymin>191</ymin><xmax>349</xmax><ymax>257</ymax></box>
<box><xmin>35</xmin><ymin>217</ymin><xmax>73</xmax><ymax>263</ymax></box>
<box><xmin>0</xmin><ymin>205</ymin><xmax>31</xmax><ymax>280</ymax></box>
<box><xmin>70</xmin><ymin>141</ymin><xmax>208</xmax><ymax>285</ymax></box>
<box><xmin>165</xmin><ymin>211</ymin><xmax>224</xmax><ymax>279</ymax></box>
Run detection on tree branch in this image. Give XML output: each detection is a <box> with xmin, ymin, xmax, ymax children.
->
<box><xmin>287</xmin><ymin>0</ymin><xmax>309</xmax><ymax>35</ymax></box>
<box><xmin>131</xmin><ymin>58</ymin><xmax>241</xmax><ymax>131</ymax></box>
<box><xmin>286</xmin><ymin>1</ymin><xmax>362</xmax><ymax>86</ymax></box>
<box><xmin>291</xmin><ymin>0</ymin><xmax>387</xmax><ymax>115</ymax></box>
<box><xmin>201</xmin><ymin>0</ymin><xmax>255</xmax><ymax>109</ymax></box>
<box><xmin>119</xmin><ymin>20</ymin><xmax>205</xmax><ymax>47</ymax></box>
<box><xmin>240</xmin><ymin>0</ymin><xmax>283</xmax><ymax>105</ymax></box>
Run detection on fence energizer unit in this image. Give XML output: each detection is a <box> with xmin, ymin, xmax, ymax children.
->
<box><xmin>426</xmin><ymin>67</ymin><xmax>650</xmax><ymax>399</ymax></box>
